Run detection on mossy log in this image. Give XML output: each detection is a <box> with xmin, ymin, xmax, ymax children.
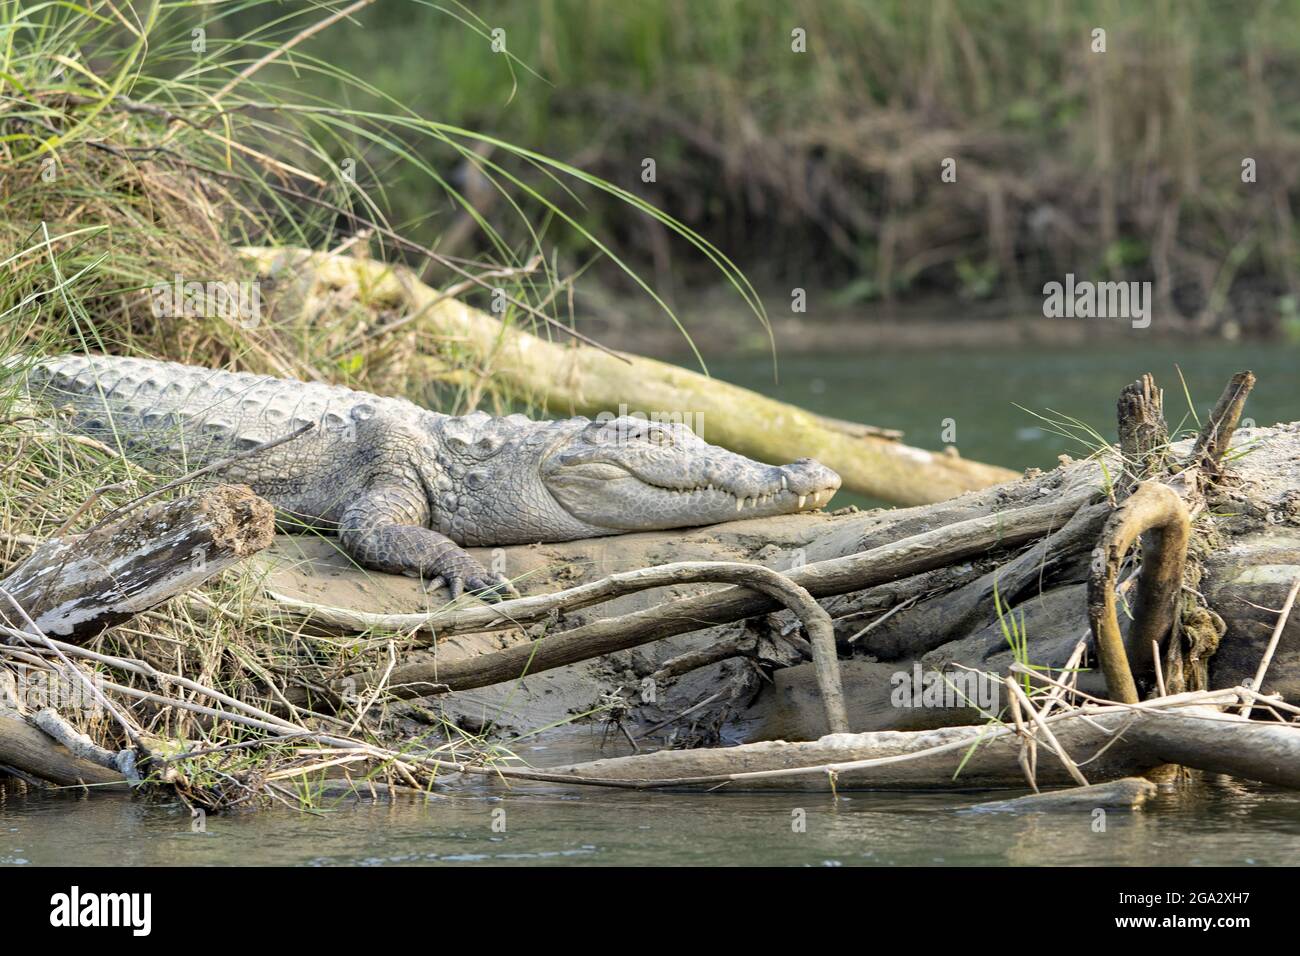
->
<box><xmin>243</xmin><ymin>247</ymin><xmax>1017</xmax><ymax>506</ymax></box>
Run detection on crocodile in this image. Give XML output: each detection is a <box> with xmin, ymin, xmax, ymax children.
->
<box><xmin>23</xmin><ymin>354</ymin><xmax>841</xmax><ymax>601</ymax></box>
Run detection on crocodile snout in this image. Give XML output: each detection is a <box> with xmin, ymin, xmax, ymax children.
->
<box><xmin>780</xmin><ymin>458</ymin><xmax>841</xmax><ymax>497</ymax></box>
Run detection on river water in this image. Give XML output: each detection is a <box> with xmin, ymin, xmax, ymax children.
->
<box><xmin>4</xmin><ymin>773</ymin><xmax>1299</xmax><ymax>866</ymax></box>
<box><xmin>4</xmin><ymin>341</ymin><xmax>1300</xmax><ymax>866</ymax></box>
<box><xmin>711</xmin><ymin>340</ymin><xmax>1300</xmax><ymax>508</ymax></box>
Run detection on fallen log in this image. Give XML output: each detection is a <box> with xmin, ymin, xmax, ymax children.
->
<box><xmin>965</xmin><ymin>777</ymin><xmax>1158</xmax><ymax>812</ymax></box>
<box><xmin>520</xmin><ymin>693</ymin><xmax>1300</xmax><ymax>792</ymax></box>
<box><xmin>0</xmin><ymin>712</ymin><xmax>127</xmax><ymax>789</ymax></box>
<box><xmin>0</xmin><ymin>483</ymin><xmax>275</xmax><ymax>644</ymax></box>
<box><xmin>1125</xmin><ymin>705</ymin><xmax>1300</xmax><ymax>788</ymax></box>
<box><xmin>244</xmin><ymin>247</ymin><xmax>1018</xmax><ymax>505</ymax></box>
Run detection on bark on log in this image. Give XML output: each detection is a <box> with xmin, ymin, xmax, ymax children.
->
<box><xmin>243</xmin><ymin>247</ymin><xmax>1018</xmax><ymax>505</ymax></box>
<box><xmin>529</xmin><ymin>698</ymin><xmax>1300</xmax><ymax>792</ymax></box>
<box><xmin>0</xmin><ymin>713</ymin><xmax>127</xmax><ymax>789</ymax></box>
<box><xmin>0</xmin><ymin>484</ymin><xmax>275</xmax><ymax>644</ymax></box>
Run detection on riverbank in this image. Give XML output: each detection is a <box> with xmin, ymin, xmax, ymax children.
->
<box><xmin>578</xmin><ymin>286</ymin><xmax>1288</xmax><ymax>361</ymax></box>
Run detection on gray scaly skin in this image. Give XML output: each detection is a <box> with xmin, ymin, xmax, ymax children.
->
<box><xmin>25</xmin><ymin>355</ymin><xmax>842</xmax><ymax>601</ymax></box>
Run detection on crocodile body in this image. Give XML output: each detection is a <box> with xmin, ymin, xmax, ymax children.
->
<box><xmin>25</xmin><ymin>354</ymin><xmax>841</xmax><ymax>599</ymax></box>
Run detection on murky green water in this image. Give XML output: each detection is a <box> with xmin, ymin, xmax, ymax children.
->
<box><xmin>4</xmin><ymin>341</ymin><xmax>1300</xmax><ymax>866</ymax></box>
<box><xmin>4</xmin><ymin>775</ymin><xmax>1299</xmax><ymax>866</ymax></box>
<box><xmin>712</xmin><ymin>341</ymin><xmax>1300</xmax><ymax>509</ymax></box>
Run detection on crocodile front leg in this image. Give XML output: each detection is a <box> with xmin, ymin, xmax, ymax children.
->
<box><xmin>339</xmin><ymin>485</ymin><xmax>516</xmax><ymax>602</ymax></box>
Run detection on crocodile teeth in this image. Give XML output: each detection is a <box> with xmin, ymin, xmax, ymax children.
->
<box><xmin>736</xmin><ymin>498</ymin><xmax>744</xmax><ymax>512</ymax></box>
<box><xmin>781</xmin><ymin>476</ymin><xmax>788</xmax><ymax>490</ymax></box>
<box><xmin>798</xmin><ymin>495</ymin><xmax>807</xmax><ymax>509</ymax></box>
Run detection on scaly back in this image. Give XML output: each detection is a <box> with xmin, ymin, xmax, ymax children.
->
<box><xmin>25</xmin><ymin>353</ymin><xmax>428</xmax><ymax>463</ymax></box>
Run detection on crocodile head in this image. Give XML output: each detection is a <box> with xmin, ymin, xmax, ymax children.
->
<box><xmin>539</xmin><ymin>416</ymin><xmax>840</xmax><ymax>533</ymax></box>
<box><xmin>429</xmin><ymin>413</ymin><xmax>840</xmax><ymax>545</ymax></box>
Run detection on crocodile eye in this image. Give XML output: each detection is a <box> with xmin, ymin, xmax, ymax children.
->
<box><xmin>643</xmin><ymin>427</ymin><xmax>673</xmax><ymax>447</ymax></box>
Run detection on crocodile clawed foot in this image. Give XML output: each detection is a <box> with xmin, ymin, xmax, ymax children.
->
<box><xmin>465</xmin><ymin>572</ymin><xmax>519</xmax><ymax>604</ymax></box>
<box><xmin>475</xmin><ymin>580</ymin><xmax>520</xmax><ymax>600</ymax></box>
<box><xmin>427</xmin><ymin>568</ymin><xmax>518</xmax><ymax>604</ymax></box>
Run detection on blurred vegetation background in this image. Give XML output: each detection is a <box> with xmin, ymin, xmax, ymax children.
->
<box><xmin>217</xmin><ymin>0</ymin><xmax>1300</xmax><ymax>339</ymax></box>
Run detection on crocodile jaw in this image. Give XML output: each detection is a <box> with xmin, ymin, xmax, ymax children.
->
<box><xmin>540</xmin><ymin>418</ymin><xmax>841</xmax><ymax>532</ymax></box>
<box><xmin>546</xmin><ymin>468</ymin><xmax>838</xmax><ymax>530</ymax></box>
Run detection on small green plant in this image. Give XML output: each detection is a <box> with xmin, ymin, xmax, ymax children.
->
<box><xmin>993</xmin><ymin>579</ymin><xmax>1034</xmax><ymax>697</ymax></box>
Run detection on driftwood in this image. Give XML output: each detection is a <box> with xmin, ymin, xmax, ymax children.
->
<box><xmin>0</xmin><ymin>483</ymin><xmax>274</xmax><ymax>644</ymax></box>
<box><xmin>517</xmin><ymin>692</ymin><xmax>1300</xmax><ymax>792</ymax></box>
<box><xmin>967</xmin><ymin>777</ymin><xmax>1158</xmax><ymax>812</ymax></box>
<box><xmin>1116</xmin><ymin>374</ymin><xmax>1170</xmax><ymax>486</ymax></box>
<box><xmin>0</xmin><ymin>713</ymin><xmax>127</xmax><ymax>789</ymax></box>
<box><xmin>1189</xmin><ymin>371</ymin><xmax>1255</xmax><ymax>480</ymax></box>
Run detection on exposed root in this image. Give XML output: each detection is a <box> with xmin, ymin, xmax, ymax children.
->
<box><xmin>1087</xmin><ymin>482</ymin><xmax>1192</xmax><ymax>704</ymax></box>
